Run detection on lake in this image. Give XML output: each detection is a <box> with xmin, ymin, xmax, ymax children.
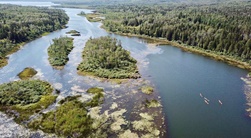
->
<box><xmin>0</xmin><ymin>2</ymin><xmax>250</xmax><ymax>138</ymax></box>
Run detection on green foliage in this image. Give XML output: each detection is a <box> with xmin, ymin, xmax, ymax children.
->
<box><xmin>17</xmin><ymin>67</ymin><xmax>37</xmax><ymax>80</ymax></box>
<box><xmin>145</xmin><ymin>99</ymin><xmax>161</xmax><ymax>108</ymax></box>
<box><xmin>66</xmin><ymin>30</ymin><xmax>81</xmax><ymax>36</ymax></box>
<box><xmin>77</xmin><ymin>36</ymin><xmax>140</xmax><ymax>79</ymax></box>
<box><xmin>47</xmin><ymin>37</ymin><xmax>74</xmax><ymax>67</ymax></box>
<box><xmin>0</xmin><ymin>80</ymin><xmax>56</xmax><ymax>123</ymax></box>
<box><xmin>100</xmin><ymin>2</ymin><xmax>251</xmax><ymax>64</ymax></box>
<box><xmin>0</xmin><ymin>80</ymin><xmax>53</xmax><ymax>105</ymax></box>
<box><xmin>87</xmin><ymin>87</ymin><xmax>104</xmax><ymax>94</ymax></box>
<box><xmin>0</xmin><ymin>4</ymin><xmax>69</xmax><ymax>67</ymax></box>
<box><xmin>86</xmin><ymin>87</ymin><xmax>104</xmax><ymax>107</ymax></box>
<box><xmin>29</xmin><ymin>96</ymin><xmax>94</xmax><ymax>137</ymax></box>
<box><xmin>141</xmin><ymin>86</ymin><xmax>154</xmax><ymax>95</ymax></box>
<box><xmin>85</xmin><ymin>13</ymin><xmax>103</xmax><ymax>22</ymax></box>
<box><xmin>12</xmin><ymin>95</ymin><xmax>57</xmax><ymax>123</ymax></box>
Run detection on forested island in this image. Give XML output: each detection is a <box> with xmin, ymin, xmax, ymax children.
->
<box><xmin>77</xmin><ymin>36</ymin><xmax>140</xmax><ymax>79</ymax></box>
<box><xmin>47</xmin><ymin>37</ymin><xmax>74</xmax><ymax>68</ymax></box>
<box><xmin>0</xmin><ymin>4</ymin><xmax>69</xmax><ymax>68</ymax></box>
<box><xmin>97</xmin><ymin>2</ymin><xmax>251</xmax><ymax>69</ymax></box>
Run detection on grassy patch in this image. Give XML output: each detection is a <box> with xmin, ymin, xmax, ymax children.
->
<box><xmin>86</xmin><ymin>87</ymin><xmax>104</xmax><ymax>107</ymax></box>
<box><xmin>85</xmin><ymin>13</ymin><xmax>103</xmax><ymax>22</ymax></box>
<box><xmin>145</xmin><ymin>99</ymin><xmax>161</xmax><ymax>108</ymax></box>
<box><xmin>0</xmin><ymin>80</ymin><xmax>56</xmax><ymax>123</ymax></box>
<box><xmin>17</xmin><ymin>67</ymin><xmax>37</xmax><ymax>80</ymax></box>
<box><xmin>141</xmin><ymin>86</ymin><xmax>154</xmax><ymax>95</ymax></box>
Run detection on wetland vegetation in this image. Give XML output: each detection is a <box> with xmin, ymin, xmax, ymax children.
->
<box><xmin>0</xmin><ymin>4</ymin><xmax>69</xmax><ymax>68</ymax></box>
<box><xmin>77</xmin><ymin>36</ymin><xmax>140</xmax><ymax>79</ymax></box>
<box><xmin>17</xmin><ymin>67</ymin><xmax>37</xmax><ymax>80</ymax></box>
<box><xmin>28</xmin><ymin>96</ymin><xmax>94</xmax><ymax>137</ymax></box>
<box><xmin>47</xmin><ymin>37</ymin><xmax>74</xmax><ymax>68</ymax></box>
<box><xmin>66</xmin><ymin>30</ymin><xmax>81</xmax><ymax>36</ymax></box>
<box><xmin>79</xmin><ymin>11</ymin><xmax>103</xmax><ymax>22</ymax></box>
<box><xmin>0</xmin><ymin>80</ymin><xmax>56</xmax><ymax>123</ymax></box>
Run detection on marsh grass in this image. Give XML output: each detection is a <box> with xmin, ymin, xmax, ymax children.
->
<box><xmin>17</xmin><ymin>67</ymin><xmax>37</xmax><ymax>80</ymax></box>
<box><xmin>141</xmin><ymin>86</ymin><xmax>154</xmax><ymax>95</ymax></box>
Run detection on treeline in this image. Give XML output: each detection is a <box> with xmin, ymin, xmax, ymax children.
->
<box><xmin>48</xmin><ymin>37</ymin><xmax>73</xmax><ymax>67</ymax></box>
<box><xmin>100</xmin><ymin>2</ymin><xmax>251</xmax><ymax>64</ymax></box>
<box><xmin>0</xmin><ymin>4</ymin><xmax>69</xmax><ymax>67</ymax></box>
<box><xmin>77</xmin><ymin>36</ymin><xmax>140</xmax><ymax>79</ymax></box>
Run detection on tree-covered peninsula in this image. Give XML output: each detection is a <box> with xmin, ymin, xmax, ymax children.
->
<box><xmin>48</xmin><ymin>37</ymin><xmax>74</xmax><ymax>68</ymax></box>
<box><xmin>0</xmin><ymin>4</ymin><xmax>69</xmax><ymax>68</ymax></box>
<box><xmin>0</xmin><ymin>80</ymin><xmax>56</xmax><ymax>123</ymax></box>
<box><xmin>77</xmin><ymin>36</ymin><xmax>140</xmax><ymax>79</ymax></box>
<box><xmin>99</xmin><ymin>2</ymin><xmax>251</xmax><ymax>68</ymax></box>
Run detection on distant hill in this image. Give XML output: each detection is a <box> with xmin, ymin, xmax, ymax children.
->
<box><xmin>0</xmin><ymin>0</ymin><xmax>249</xmax><ymax>5</ymax></box>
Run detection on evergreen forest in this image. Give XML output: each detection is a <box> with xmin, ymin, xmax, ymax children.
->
<box><xmin>77</xmin><ymin>36</ymin><xmax>140</xmax><ymax>79</ymax></box>
<box><xmin>0</xmin><ymin>4</ymin><xmax>69</xmax><ymax>67</ymax></box>
<box><xmin>100</xmin><ymin>2</ymin><xmax>251</xmax><ymax>64</ymax></box>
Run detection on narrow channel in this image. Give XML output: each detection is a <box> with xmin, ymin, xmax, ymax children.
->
<box><xmin>0</xmin><ymin>2</ymin><xmax>250</xmax><ymax>138</ymax></box>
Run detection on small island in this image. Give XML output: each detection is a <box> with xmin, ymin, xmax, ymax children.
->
<box><xmin>0</xmin><ymin>80</ymin><xmax>56</xmax><ymax>123</ymax></box>
<box><xmin>77</xmin><ymin>36</ymin><xmax>140</xmax><ymax>79</ymax></box>
<box><xmin>48</xmin><ymin>37</ymin><xmax>74</xmax><ymax>69</ymax></box>
<box><xmin>78</xmin><ymin>11</ymin><xmax>103</xmax><ymax>22</ymax></box>
<box><xmin>17</xmin><ymin>67</ymin><xmax>37</xmax><ymax>80</ymax></box>
<box><xmin>66</xmin><ymin>30</ymin><xmax>81</xmax><ymax>36</ymax></box>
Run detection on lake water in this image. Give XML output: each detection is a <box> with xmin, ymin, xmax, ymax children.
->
<box><xmin>0</xmin><ymin>1</ymin><xmax>250</xmax><ymax>138</ymax></box>
<box><xmin>147</xmin><ymin>46</ymin><xmax>250</xmax><ymax>137</ymax></box>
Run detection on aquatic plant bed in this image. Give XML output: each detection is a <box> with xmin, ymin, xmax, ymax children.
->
<box><xmin>48</xmin><ymin>37</ymin><xmax>74</xmax><ymax>68</ymax></box>
<box><xmin>77</xmin><ymin>36</ymin><xmax>140</xmax><ymax>79</ymax></box>
<box><xmin>17</xmin><ymin>67</ymin><xmax>37</xmax><ymax>80</ymax></box>
<box><xmin>0</xmin><ymin>80</ymin><xmax>56</xmax><ymax>123</ymax></box>
<box><xmin>242</xmin><ymin>75</ymin><xmax>251</xmax><ymax>117</ymax></box>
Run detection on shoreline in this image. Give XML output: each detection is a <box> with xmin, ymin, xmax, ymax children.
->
<box><xmin>0</xmin><ymin>31</ymin><xmax>64</xmax><ymax>69</ymax></box>
<box><xmin>101</xmin><ymin>25</ymin><xmax>251</xmax><ymax>71</ymax></box>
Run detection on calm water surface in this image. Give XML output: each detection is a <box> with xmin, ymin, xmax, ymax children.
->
<box><xmin>147</xmin><ymin>46</ymin><xmax>250</xmax><ymax>138</ymax></box>
<box><xmin>0</xmin><ymin>2</ymin><xmax>250</xmax><ymax>138</ymax></box>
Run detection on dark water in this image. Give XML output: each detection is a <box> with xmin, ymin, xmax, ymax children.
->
<box><xmin>0</xmin><ymin>2</ymin><xmax>250</xmax><ymax>138</ymax></box>
<box><xmin>147</xmin><ymin>46</ymin><xmax>250</xmax><ymax>138</ymax></box>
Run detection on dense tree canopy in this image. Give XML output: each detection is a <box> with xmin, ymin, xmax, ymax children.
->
<box><xmin>77</xmin><ymin>36</ymin><xmax>140</xmax><ymax>79</ymax></box>
<box><xmin>0</xmin><ymin>4</ymin><xmax>69</xmax><ymax>67</ymax></box>
<box><xmin>48</xmin><ymin>37</ymin><xmax>74</xmax><ymax>67</ymax></box>
<box><xmin>99</xmin><ymin>2</ymin><xmax>251</xmax><ymax>64</ymax></box>
<box><xmin>0</xmin><ymin>80</ymin><xmax>53</xmax><ymax>105</ymax></box>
